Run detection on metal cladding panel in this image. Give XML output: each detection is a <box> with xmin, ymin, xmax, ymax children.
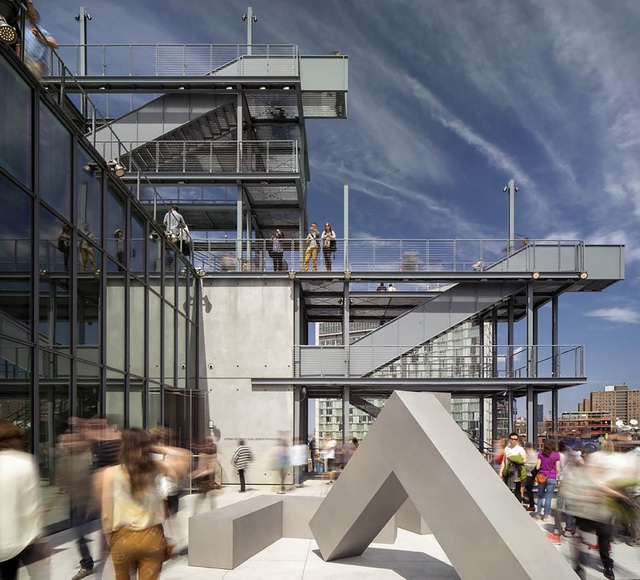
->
<box><xmin>309</xmin><ymin>391</ymin><xmax>577</xmax><ymax>579</ymax></box>
<box><xmin>583</xmin><ymin>245</ymin><xmax>624</xmax><ymax>280</ymax></box>
<box><xmin>300</xmin><ymin>56</ymin><xmax>348</xmax><ymax>91</ymax></box>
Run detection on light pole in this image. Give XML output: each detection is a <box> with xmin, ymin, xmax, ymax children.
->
<box><xmin>242</xmin><ymin>7</ymin><xmax>258</xmax><ymax>55</ymax></box>
<box><xmin>502</xmin><ymin>179</ymin><xmax>519</xmax><ymax>255</ymax></box>
<box><xmin>75</xmin><ymin>7</ymin><xmax>92</xmax><ymax>119</ymax></box>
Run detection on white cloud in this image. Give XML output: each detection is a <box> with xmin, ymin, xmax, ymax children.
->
<box><xmin>585</xmin><ymin>307</ymin><xmax>640</xmax><ymax>324</ymax></box>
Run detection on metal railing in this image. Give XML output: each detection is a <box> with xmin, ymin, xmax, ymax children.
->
<box><xmin>50</xmin><ymin>44</ymin><xmax>299</xmax><ymax>78</ymax></box>
<box><xmin>189</xmin><ymin>238</ymin><xmax>585</xmax><ymax>274</ymax></box>
<box><xmin>293</xmin><ymin>344</ymin><xmax>585</xmax><ymax>379</ymax></box>
<box><xmin>94</xmin><ymin>140</ymin><xmax>300</xmax><ymax>175</ymax></box>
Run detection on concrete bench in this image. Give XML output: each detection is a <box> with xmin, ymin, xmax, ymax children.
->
<box><xmin>189</xmin><ymin>495</ymin><xmax>282</xmax><ymax>569</ymax></box>
<box><xmin>188</xmin><ymin>494</ymin><xmax>397</xmax><ymax>570</ymax></box>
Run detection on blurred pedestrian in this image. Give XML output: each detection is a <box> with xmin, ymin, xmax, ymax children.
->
<box><xmin>231</xmin><ymin>440</ymin><xmax>253</xmax><ymax>493</ymax></box>
<box><xmin>101</xmin><ymin>428</ymin><xmax>171</xmax><ymax>580</ymax></box>
<box><xmin>191</xmin><ymin>437</ymin><xmax>218</xmax><ymax>513</ymax></box>
<box><xmin>322</xmin><ymin>435</ymin><xmax>337</xmax><ymax>483</ymax></box>
<box><xmin>271</xmin><ymin>438</ymin><xmax>290</xmax><ymax>494</ymax></box>
<box><xmin>534</xmin><ymin>440</ymin><xmax>561</xmax><ymax>522</ymax></box>
<box><xmin>56</xmin><ymin>432</ymin><xmax>96</xmax><ymax>580</ymax></box>
<box><xmin>0</xmin><ymin>420</ymin><xmax>48</xmax><ymax>580</ymax></box>
<box><xmin>499</xmin><ymin>433</ymin><xmax>526</xmax><ymax>502</ymax></box>
<box><xmin>24</xmin><ymin>9</ymin><xmax>57</xmax><ymax>77</ymax></box>
<box><xmin>149</xmin><ymin>427</ymin><xmax>191</xmax><ymax>516</ymax></box>
<box><xmin>551</xmin><ymin>441</ymin><xmax>579</xmax><ymax>541</ymax></box>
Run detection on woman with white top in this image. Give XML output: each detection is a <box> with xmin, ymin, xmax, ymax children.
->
<box><xmin>101</xmin><ymin>428</ymin><xmax>169</xmax><ymax>580</ymax></box>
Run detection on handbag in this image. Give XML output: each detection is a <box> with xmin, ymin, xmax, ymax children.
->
<box><xmin>535</xmin><ymin>472</ymin><xmax>548</xmax><ymax>485</ymax></box>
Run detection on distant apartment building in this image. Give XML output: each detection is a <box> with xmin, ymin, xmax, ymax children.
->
<box><xmin>316</xmin><ymin>320</ymin><xmax>493</xmax><ymax>447</ymax></box>
<box><xmin>555</xmin><ymin>411</ymin><xmax>613</xmax><ymax>439</ymax></box>
<box><xmin>578</xmin><ymin>385</ymin><xmax>640</xmax><ymax>425</ymax></box>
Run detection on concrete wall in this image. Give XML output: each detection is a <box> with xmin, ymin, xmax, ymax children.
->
<box><xmin>200</xmin><ymin>278</ymin><xmax>296</xmax><ymax>486</ymax></box>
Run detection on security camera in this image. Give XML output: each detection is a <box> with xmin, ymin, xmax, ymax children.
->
<box><xmin>502</xmin><ymin>186</ymin><xmax>508</xmax><ymax>192</ymax></box>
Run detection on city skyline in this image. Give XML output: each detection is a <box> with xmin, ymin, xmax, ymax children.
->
<box><xmin>38</xmin><ymin>0</ymin><xmax>640</xmax><ymax>413</ymax></box>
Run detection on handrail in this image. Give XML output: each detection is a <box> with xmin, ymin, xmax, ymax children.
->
<box><xmin>49</xmin><ymin>43</ymin><xmax>299</xmax><ymax>78</ymax></box>
<box><xmin>188</xmin><ymin>238</ymin><xmax>586</xmax><ymax>274</ymax></box>
<box><xmin>293</xmin><ymin>344</ymin><xmax>585</xmax><ymax>380</ymax></box>
<box><xmin>95</xmin><ymin>140</ymin><xmax>301</xmax><ymax>175</ymax></box>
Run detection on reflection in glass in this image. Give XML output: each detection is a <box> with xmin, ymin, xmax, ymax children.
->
<box><xmin>39</xmin><ymin>278</ymin><xmax>71</xmax><ymax>354</ymax></box>
<box><xmin>39</xmin><ymin>379</ymin><xmax>70</xmax><ymax>528</ymax></box>
<box><xmin>147</xmin><ymin>225</ymin><xmax>163</xmax><ymax>273</ymax></box>
<box><xmin>0</xmin><ymin>56</ymin><xmax>32</xmax><ymax>187</ymax></box>
<box><xmin>77</xmin><ymin>276</ymin><xmax>100</xmax><ymax>361</ymax></box>
<box><xmin>129</xmin><ymin>279</ymin><xmax>145</xmax><ymax>377</ymax></box>
<box><xmin>106</xmin><ymin>187</ymin><xmax>125</xmax><ymax>261</ymax></box>
<box><xmin>0</xmin><ymin>279</ymin><xmax>31</xmax><ymax>335</ymax></box>
<box><xmin>130</xmin><ymin>210</ymin><xmax>145</xmax><ymax>275</ymax></box>
<box><xmin>0</xmin><ymin>173</ymin><xmax>32</xmax><ymax>274</ymax></box>
<box><xmin>105</xmin><ymin>371</ymin><xmax>125</xmax><ymax>430</ymax></box>
<box><xmin>76</xmin><ymin>147</ymin><xmax>102</xmax><ymax>244</ymax></box>
<box><xmin>78</xmin><ymin>222</ymin><xmax>100</xmax><ymax>273</ymax></box>
<box><xmin>39</xmin><ymin>206</ymin><xmax>69</xmax><ymax>274</ymax></box>
<box><xmin>77</xmin><ymin>361</ymin><xmax>101</xmax><ymax>419</ymax></box>
<box><xmin>39</xmin><ymin>103</ymin><xmax>72</xmax><ymax>218</ymax></box>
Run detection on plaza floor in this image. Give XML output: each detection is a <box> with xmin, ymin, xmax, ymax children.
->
<box><xmin>34</xmin><ymin>478</ymin><xmax>640</xmax><ymax>580</ymax></box>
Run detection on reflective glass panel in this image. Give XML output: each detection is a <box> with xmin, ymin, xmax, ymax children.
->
<box><xmin>129</xmin><ymin>279</ymin><xmax>145</xmax><ymax>377</ymax></box>
<box><xmin>163</xmin><ymin>304</ymin><xmax>175</xmax><ymax>385</ymax></box>
<box><xmin>130</xmin><ymin>210</ymin><xmax>145</xmax><ymax>275</ymax></box>
<box><xmin>0</xmin><ymin>56</ymin><xmax>32</xmax><ymax>187</ymax></box>
<box><xmin>106</xmin><ymin>186</ymin><xmax>125</xmax><ymax>261</ymax></box>
<box><xmin>39</xmin><ymin>103</ymin><xmax>71</xmax><ymax>218</ymax></box>
<box><xmin>76</xmin><ymin>147</ymin><xmax>102</xmax><ymax>244</ymax></box>
<box><xmin>129</xmin><ymin>379</ymin><xmax>144</xmax><ymax>428</ymax></box>
<box><xmin>0</xmin><ymin>172</ymin><xmax>32</xmax><ymax>274</ymax></box>
<box><xmin>148</xmin><ymin>382</ymin><xmax>161</xmax><ymax>429</ymax></box>
<box><xmin>148</xmin><ymin>290</ymin><xmax>161</xmax><ymax>382</ymax></box>
<box><xmin>105</xmin><ymin>370</ymin><xmax>125</xmax><ymax>430</ymax></box>
<box><xmin>105</xmin><ymin>259</ymin><xmax>125</xmax><ymax>371</ymax></box>
<box><xmin>77</xmin><ymin>274</ymin><xmax>101</xmax><ymax>361</ymax></box>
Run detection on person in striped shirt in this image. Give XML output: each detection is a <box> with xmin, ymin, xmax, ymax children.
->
<box><xmin>231</xmin><ymin>440</ymin><xmax>253</xmax><ymax>493</ymax></box>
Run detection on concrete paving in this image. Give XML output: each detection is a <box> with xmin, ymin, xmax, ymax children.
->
<box><xmin>32</xmin><ymin>478</ymin><xmax>640</xmax><ymax>580</ymax></box>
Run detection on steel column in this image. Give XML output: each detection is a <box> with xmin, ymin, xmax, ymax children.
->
<box><xmin>342</xmin><ymin>386</ymin><xmax>350</xmax><ymax>446</ymax></box>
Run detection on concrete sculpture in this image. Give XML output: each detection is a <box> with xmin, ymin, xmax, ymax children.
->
<box><xmin>309</xmin><ymin>391</ymin><xmax>577</xmax><ymax>579</ymax></box>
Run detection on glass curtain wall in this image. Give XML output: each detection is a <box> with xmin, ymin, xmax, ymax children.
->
<box><xmin>0</xmin><ymin>52</ymin><xmax>201</xmax><ymax>533</ymax></box>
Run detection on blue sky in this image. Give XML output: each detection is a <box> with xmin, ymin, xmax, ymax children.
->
<box><xmin>40</xmin><ymin>0</ymin><xmax>640</xmax><ymax>414</ymax></box>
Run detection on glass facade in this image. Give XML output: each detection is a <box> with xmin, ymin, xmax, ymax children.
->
<box><xmin>0</xmin><ymin>51</ymin><xmax>201</xmax><ymax>533</ymax></box>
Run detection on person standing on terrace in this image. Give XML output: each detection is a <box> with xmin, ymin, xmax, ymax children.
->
<box><xmin>321</xmin><ymin>222</ymin><xmax>337</xmax><ymax>271</ymax></box>
<box><xmin>302</xmin><ymin>222</ymin><xmax>320</xmax><ymax>272</ymax></box>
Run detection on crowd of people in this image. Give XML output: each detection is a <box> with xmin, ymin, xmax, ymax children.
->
<box><xmin>497</xmin><ymin>433</ymin><xmax>640</xmax><ymax>579</ymax></box>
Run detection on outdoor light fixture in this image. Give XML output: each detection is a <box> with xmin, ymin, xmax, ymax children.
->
<box><xmin>288</xmin><ymin>270</ymin><xmax>296</xmax><ymax>280</ymax></box>
<box><xmin>107</xmin><ymin>159</ymin><xmax>127</xmax><ymax>177</ymax></box>
<box><xmin>0</xmin><ymin>16</ymin><xmax>17</xmax><ymax>44</ymax></box>
<box><xmin>196</xmin><ymin>268</ymin><xmax>206</xmax><ymax>278</ymax></box>
<box><xmin>344</xmin><ymin>270</ymin><xmax>351</xmax><ymax>281</ymax></box>
<box><xmin>579</xmin><ymin>271</ymin><xmax>589</xmax><ymax>280</ymax></box>
<box><xmin>83</xmin><ymin>161</ymin><xmax>99</xmax><ymax>175</ymax></box>
<box><xmin>531</xmin><ymin>271</ymin><xmax>541</xmax><ymax>280</ymax></box>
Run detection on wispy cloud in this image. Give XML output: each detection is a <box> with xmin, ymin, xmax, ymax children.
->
<box><xmin>585</xmin><ymin>307</ymin><xmax>640</xmax><ymax>324</ymax></box>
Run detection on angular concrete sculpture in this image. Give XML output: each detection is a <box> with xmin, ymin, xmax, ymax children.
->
<box><xmin>309</xmin><ymin>391</ymin><xmax>577</xmax><ymax>580</ymax></box>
